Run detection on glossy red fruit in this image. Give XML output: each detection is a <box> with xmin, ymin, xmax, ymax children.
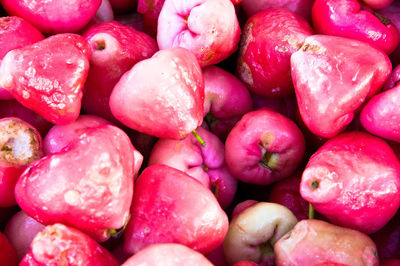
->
<box><xmin>0</xmin><ymin>117</ymin><xmax>42</xmax><ymax>207</ymax></box>
<box><xmin>0</xmin><ymin>0</ymin><xmax>102</xmax><ymax>34</ymax></box>
<box><xmin>15</xmin><ymin>125</ymin><xmax>136</xmax><ymax>242</ymax></box>
<box><xmin>82</xmin><ymin>21</ymin><xmax>157</xmax><ymax>124</ymax></box>
<box><xmin>301</xmin><ymin>132</ymin><xmax>400</xmax><ymax>234</ymax></box>
<box><xmin>291</xmin><ymin>35</ymin><xmax>391</xmax><ymax>138</ymax></box>
<box><xmin>110</xmin><ymin>47</ymin><xmax>204</xmax><ymax>140</ymax></box>
<box><xmin>157</xmin><ymin>0</ymin><xmax>241</xmax><ymax>67</ymax></box>
<box><xmin>312</xmin><ymin>0</ymin><xmax>399</xmax><ymax>54</ymax></box>
<box><xmin>122</xmin><ymin>243</ymin><xmax>213</xmax><ymax>266</ymax></box>
<box><xmin>237</xmin><ymin>9</ymin><xmax>312</xmax><ymax>98</ymax></box>
<box><xmin>225</xmin><ymin>108</ymin><xmax>305</xmax><ymax>185</ymax></box>
<box><xmin>0</xmin><ymin>232</ymin><xmax>18</xmax><ymax>266</ymax></box>
<box><xmin>123</xmin><ymin>164</ymin><xmax>229</xmax><ymax>255</ymax></box>
<box><xmin>19</xmin><ymin>224</ymin><xmax>119</xmax><ymax>266</ymax></box>
<box><xmin>0</xmin><ymin>33</ymin><xmax>91</xmax><ymax>125</ymax></box>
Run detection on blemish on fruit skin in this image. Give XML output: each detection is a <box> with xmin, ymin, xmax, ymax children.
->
<box><xmin>64</xmin><ymin>190</ymin><xmax>81</xmax><ymax>206</ymax></box>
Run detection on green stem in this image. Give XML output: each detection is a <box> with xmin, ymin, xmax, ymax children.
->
<box><xmin>309</xmin><ymin>203</ymin><xmax>314</xmax><ymax>219</ymax></box>
<box><xmin>192</xmin><ymin>130</ymin><xmax>206</xmax><ymax>147</ymax></box>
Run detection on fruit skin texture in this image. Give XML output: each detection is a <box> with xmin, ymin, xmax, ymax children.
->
<box><xmin>361</xmin><ymin>84</ymin><xmax>400</xmax><ymax>143</ymax></box>
<box><xmin>5</xmin><ymin>211</ymin><xmax>45</xmax><ymax>261</ymax></box>
<box><xmin>122</xmin><ymin>243</ymin><xmax>213</xmax><ymax>266</ymax></box>
<box><xmin>312</xmin><ymin>0</ymin><xmax>399</xmax><ymax>54</ymax></box>
<box><xmin>157</xmin><ymin>0</ymin><xmax>241</xmax><ymax>67</ymax></box>
<box><xmin>110</xmin><ymin>47</ymin><xmax>204</xmax><ymax>140</ymax></box>
<box><xmin>15</xmin><ymin>125</ymin><xmax>135</xmax><ymax>242</ymax></box>
<box><xmin>0</xmin><ymin>16</ymin><xmax>44</xmax><ymax>100</ymax></box>
<box><xmin>82</xmin><ymin>21</ymin><xmax>158</xmax><ymax>124</ymax></box>
<box><xmin>237</xmin><ymin>8</ymin><xmax>313</xmax><ymax>98</ymax></box>
<box><xmin>274</xmin><ymin>219</ymin><xmax>379</xmax><ymax>266</ymax></box>
<box><xmin>0</xmin><ymin>0</ymin><xmax>102</xmax><ymax>34</ymax></box>
<box><xmin>300</xmin><ymin>131</ymin><xmax>400</xmax><ymax>234</ymax></box>
<box><xmin>0</xmin><ymin>231</ymin><xmax>18</xmax><ymax>266</ymax></box>
<box><xmin>291</xmin><ymin>35</ymin><xmax>391</xmax><ymax>138</ymax></box>
<box><xmin>0</xmin><ymin>33</ymin><xmax>91</xmax><ymax>125</ymax></box>
<box><xmin>225</xmin><ymin>108</ymin><xmax>305</xmax><ymax>185</ymax></box>
<box><xmin>19</xmin><ymin>223</ymin><xmax>119</xmax><ymax>266</ymax></box>
<box><xmin>123</xmin><ymin>164</ymin><xmax>229</xmax><ymax>255</ymax></box>
<box><xmin>0</xmin><ymin>117</ymin><xmax>42</xmax><ymax>207</ymax></box>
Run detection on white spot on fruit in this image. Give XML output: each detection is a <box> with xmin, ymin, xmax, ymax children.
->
<box><xmin>64</xmin><ymin>190</ymin><xmax>81</xmax><ymax>206</ymax></box>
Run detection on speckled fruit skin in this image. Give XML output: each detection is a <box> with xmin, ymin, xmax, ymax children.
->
<box><xmin>123</xmin><ymin>164</ymin><xmax>229</xmax><ymax>256</ymax></box>
<box><xmin>122</xmin><ymin>244</ymin><xmax>213</xmax><ymax>266</ymax></box>
<box><xmin>0</xmin><ymin>0</ymin><xmax>102</xmax><ymax>34</ymax></box>
<box><xmin>82</xmin><ymin>21</ymin><xmax>158</xmax><ymax>124</ymax></box>
<box><xmin>110</xmin><ymin>47</ymin><xmax>204</xmax><ymax>140</ymax></box>
<box><xmin>291</xmin><ymin>35</ymin><xmax>391</xmax><ymax>138</ymax></box>
<box><xmin>0</xmin><ymin>117</ymin><xmax>42</xmax><ymax>208</ymax></box>
<box><xmin>361</xmin><ymin>84</ymin><xmax>400</xmax><ymax>143</ymax></box>
<box><xmin>157</xmin><ymin>0</ymin><xmax>241</xmax><ymax>67</ymax></box>
<box><xmin>225</xmin><ymin>108</ymin><xmax>305</xmax><ymax>185</ymax></box>
<box><xmin>0</xmin><ymin>16</ymin><xmax>44</xmax><ymax>100</ymax></box>
<box><xmin>0</xmin><ymin>33</ymin><xmax>91</xmax><ymax>125</ymax></box>
<box><xmin>312</xmin><ymin>0</ymin><xmax>399</xmax><ymax>54</ymax></box>
<box><xmin>236</xmin><ymin>9</ymin><xmax>313</xmax><ymax>98</ymax></box>
<box><xmin>274</xmin><ymin>220</ymin><xmax>379</xmax><ymax>266</ymax></box>
<box><xmin>15</xmin><ymin>125</ymin><xmax>136</xmax><ymax>242</ymax></box>
<box><xmin>300</xmin><ymin>132</ymin><xmax>400</xmax><ymax>234</ymax></box>
<box><xmin>148</xmin><ymin>126</ymin><xmax>237</xmax><ymax>208</ymax></box>
<box><xmin>19</xmin><ymin>224</ymin><xmax>119</xmax><ymax>266</ymax></box>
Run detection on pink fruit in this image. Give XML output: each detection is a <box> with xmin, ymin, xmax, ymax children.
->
<box><xmin>149</xmin><ymin>126</ymin><xmax>237</xmax><ymax>208</ymax></box>
<box><xmin>361</xmin><ymin>84</ymin><xmax>400</xmax><ymax>143</ymax></box>
<box><xmin>291</xmin><ymin>35</ymin><xmax>391</xmax><ymax>138</ymax></box>
<box><xmin>123</xmin><ymin>164</ymin><xmax>229</xmax><ymax>255</ymax></box>
<box><xmin>274</xmin><ymin>219</ymin><xmax>379</xmax><ymax>265</ymax></box>
<box><xmin>241</xmin><ymin>0</ymin><xmax>314</xmax><ymax>21</ymax></box>
<box><xmin>381</xmin><ymin>260</ymin><xmax>400</xmax><ymax>266</ymax></box>
<box><xmin>110</xmin><ymin>47</ymin><xmax>204</xmax><ymax>140</ymax></box>
<box><xmin>312</xmin><ymin>0</ymin><xmax>399</xmax><ymax>54</ymax></box>
<box><xmin>300</xmin><ymin>131</ymin><xmax>400</xmax><ymax>234</ymax></box>
<box><xmin>225</xmin><ymin>108</ymin><xmax>305</xmax><ymax>185</ymax></box>
<box><xmin>0</xmin><ymin>16</ymin><xmax>44</xmax><ymax>100</ymax></box>
<box><xmin>122</xmin><ymin>243</ymin><xmax>213</xmax><ymax>266</ymax></box>
<box><xmin>362</xmin><ymin>0</ymin><xmax>394</xmax><ymax>10</ymax></box>
<box><xmin>0</xmin><ymin>231</ymin><xmax>18</xmax><ymax>266</ymax></box>
<box><xmin>381</xmin><ymin>2</ymin><xmax>400</xmax><ymax>65</ymax></box>
<box><xmin>93</xmin><ymin>0</ymin><xmax>115</xmax><ymax>23</ymax></box>
<box><xmin>0</xmin><ymin>117</ymin><xmax>42</xmax><ymax>207</ymax></box>
<box><xmin>82</xmin><ymin>21</ymin><xmax>158</xmax><ymax>123</ymax></box>
<box><xmin>237</xmin><ymin>9</ymin><xmax>313</xmax><ymax>98</ymax></box>
<box><xmin>5</xmin><ymin>211</ymin><xmax>45</xmax><ymax>261</ymax></box>
<box><xmin>231</xmin><ymin>200</ymin><xmax>259</xmax><ymax>219</ymax></box>
<box><xmin>137</xmin><ymin>0</ymin><xmax>165</xmax><ymax>36</ymax></box>
<box><xmin>15</xmin><ymin>125</ymin><xmax>136</xmax><ymax>242</ymax></box>
<box><xmin>157</xmin><ymin>0</ymin><xmax>241</xmax><ymax>67</ymax></box>
<box><xmin>0</xmin><ymin>33</ymin><xmax>91</xmax><ymax>125</ymax></box>
<box><xmin>1</xmin><ymin>0</ymin><xmax>102</xmax><ymax>34</ymax></box>
<box><xmin>19</xmin><ymin>224</ymin><xmax>119</xmax><ymax>266</ymax></box>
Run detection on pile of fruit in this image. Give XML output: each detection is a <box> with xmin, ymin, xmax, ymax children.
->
<box><xmin>0</xmin><ymin>0</ymin><xmax>400</xmax><ymax>265</ymax></box>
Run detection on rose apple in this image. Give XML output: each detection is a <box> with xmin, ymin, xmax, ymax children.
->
<box><xmin>93</xmin><ymin>0</ymin><xmax>115</xmax><ymax>23</ymax></box>
<box><xmin>82</xmin><ymin>21</ymin><xmax>158</xmax><ymax>124</ymax></box>
<box><xmin>0</xmin><ymin>33</ymin><xmax>91</xmax><ymax>125</ymax></box>
<box><xmin>110</xmin><ymin>47</ymin><xmax>204</xmax><ymax>140</ymax></box>
<box><xmin>122</xmin><ymin>243</ymin><xmax>213</xmax><ymax>266</ymax></box>
<box><xmin>312</xmin><ymin>0</ymin><xmax>399</xmax><ymax>54</ymax></box>
<box><xmin>291</xmin><ymin>35</ymin><xmax>391</xmax><ymax>138</ymax></box>
<box><xmin>274</xmin><ymin>219</ymin><xmax>378</xmax><ymax>265</ymax></box>
<box><xmin>123</xmin><ymin>164</ymin><xmax>229</xmax><ymax>255</ymax></box>
<box><xmin>363</xmin><ymin>0</ymin><xmax>394</xmax><ymax>9</ymax></box>
<box><xmin>237</xmin><ymin>8</ymin><xmax>313</xmax><ymax>98</ymax></box>
<box><xmin>0</xmin><ymin>231</ymin><xmax>18</xmax><ymax>266</ymax></box>
<box><xmin>225</xmin><ymin>108</ymin><xmax>305</xmax><ymax>185</ymax></box>
<box><xmin>0</xmin><ymin>0</ymin><xmax>102</xmax><ymax>34</ymax></box>
<box><xmin>300</xmin><ymin>131</ymin><xmax>400</xmax><ymax>234</ymax></box>
<box><xmin>19</xmin><ymin>224</ymin><xmax>119</xmax><ymax>266</ymax></box>
<box><xmin>157</xmin><ymin>0</ymin><xmax>241</xmax><ymax>67</ymax></box>
<box><xmin>0</xmin><ymin>117</ymin><xmax>42</xmax><ymax>207</ymax></box>
<box><xmin>15</xmin><ymin>125</ymin><xmax>136</xmax><ymax>242</ymax></box>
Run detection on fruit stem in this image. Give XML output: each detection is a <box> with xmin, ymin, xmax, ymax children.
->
<box><xmin>309</xmin><ymin>203</ymin><xmax>314</xmax><ymax>219</ymax></box>
<box><xmin>192</xmin><ymin>130</ymin><xmax>206</xmax><ymax>147</ymax></box>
